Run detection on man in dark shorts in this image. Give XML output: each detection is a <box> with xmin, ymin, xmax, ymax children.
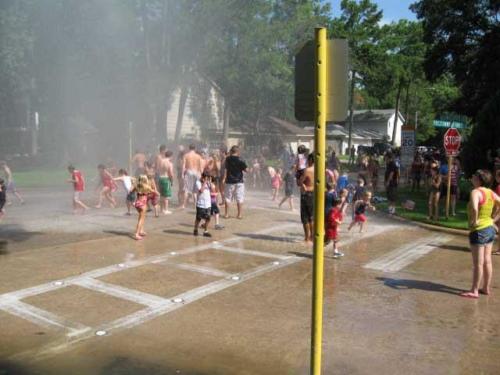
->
<box><xmin>385</xmin><ymin>153</ymin><xmax>399</xmax><ymax>215</ymax></box>
<box><xmin>299</xmin><ymin>154</ymin><xmax>315</xmax><ymax>243</ymax></box>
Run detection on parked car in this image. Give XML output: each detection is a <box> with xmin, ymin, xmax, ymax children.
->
<box><xmin>373</xmin><ymin>142</ymin><xmax>392</xmax><ymax>155</ymax></box>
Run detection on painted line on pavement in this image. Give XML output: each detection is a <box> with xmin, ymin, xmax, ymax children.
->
<box><xmin>71</xmin><ymin>278</ymin><xmax>169</xmax><ymax>308</ymax></box>
<box><xmin>0</xmin><ymin>300</ymin><xmax>90</xmax><ymax>335</ymax></box>
<box><xmin>153</xmin><ymin>260</ymin><xmax>232</xmax><ymax>278</ymax></box>
<box><xmin>364</xmin><ymin>234</ymin><xmax>452</xmax><ymax>273</ymax></box>
<box><xmin>213</xmin><ymin>245</ymin><xmax>292</xmax><ymax>260</ymax></box>
<box><xmin>12</xmin><ymin>256</ymin><xmax>303</xmax><ymax>361</ymax></box>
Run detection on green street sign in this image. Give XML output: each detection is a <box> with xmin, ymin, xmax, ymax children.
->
<box><xmin>433</xmin><ymin>120</ymin><xmax>466</xmax><ymax>129</ymax></box>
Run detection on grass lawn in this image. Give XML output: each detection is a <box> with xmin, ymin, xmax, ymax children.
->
<box><xmin>375</xmin><ymin>186</ymin><xmax>469</xmax><ymax>231</ymax></box>
<box><xmin>13</xmin><ymin>167</ymin><xmax>98</xmax><ymax>188</ymax></box>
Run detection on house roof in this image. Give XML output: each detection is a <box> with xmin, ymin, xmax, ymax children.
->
<box><xmin>352</xmin><ymin>109</ymin><xmax>404</xmax><ymax>123</ymax></box>
<box><xmin>268</xmin><ymin>116</ymin><xmax>313</xmax><ymax>137</ymax></box>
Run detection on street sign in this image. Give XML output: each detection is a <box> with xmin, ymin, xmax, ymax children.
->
<box><xmin>295</xmin><ymin>39</ymin><xmax>348</xmax><ymax>122</ymax></box>
<box><xmin>433</xmin><ymin>120</ymin><xmax>466</xmax><ymax>129</ymax></box>
<box><xmin>400</xmin><ymin>125</ymin><xmax>415</xmax><ymax>168</ymax></box>
<box><xmin>443</xmin><ymin>127</ymin><xmax>461</xmax><ymax>156</ymax></box>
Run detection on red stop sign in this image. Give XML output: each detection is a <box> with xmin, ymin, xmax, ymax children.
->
<box><xmin>443</xmin><ymin>128</ymin><xmax>461</xmax><ymax>156</ymax></box>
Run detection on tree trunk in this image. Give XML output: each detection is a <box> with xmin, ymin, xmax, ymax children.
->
<box><xmin>391</xmin><ymin>81</ymin><xmax>403</xmax><ymax>146</ymax></box>
<box><xmin>161</xmin><ymin>0</ymin><xmax>171</xmax><ymax>67</ymax></box>
<box><xmin>403</xmin><ymin>81</ymin><xmax>411</xmax><ymax>125</ymax></box>
<box><xmin>347</xmin><ymin>70</ymin><xmax>356</xmax><ymax>153</ymax></box>
<box><xmin>174</xmin><ymin>86</ymin><xmax>188</xmax><ymax>143</ymax></box>
<box><xmin>140</xmin><ymin>0</ymin><xmax>151</xmax><ymax>71</ymax></box>
<box><xmin>223</xmin><ymin>100</ymin><xmax>230</xmax><ymax>147</ymax></box>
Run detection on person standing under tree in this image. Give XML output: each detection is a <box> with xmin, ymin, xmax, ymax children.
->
<box><xmin>384</xmin><ymin>153</ymin><xmax>399</xmax><ymax>215</ymax></box>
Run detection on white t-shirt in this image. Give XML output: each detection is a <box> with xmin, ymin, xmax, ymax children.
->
<box><xmin>196</xmin><ymin>180</ymin><xmax>212</xmax><ymax>209</ymax></box>
<box><xmin>123</xmin><ymin>176</ymin><xmax>133</xmax><ymax>193</ymax></box>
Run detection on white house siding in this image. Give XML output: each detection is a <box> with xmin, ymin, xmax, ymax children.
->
<box><xmin>166</xmin><ymin>87</ymin><xmax>223</xmax><ymax>141</ymax></box>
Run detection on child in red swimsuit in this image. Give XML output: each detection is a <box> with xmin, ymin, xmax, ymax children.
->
<box><xmin>95</xmin><ymin>164</ymin><xmax>117</xmax><ymax>208</ymax></box>
<box><xmin>67</xmin><ymin>165</ymin><xmax>89</xmax><ymax>214</ymax></box>
<box><xmin>348</xmin><ymin>191</ymin><xmax>375</xmax><ymax>233</ymax></box>
<box><xmin>326</xmin><ymin>198</ymin><xmax>344</xmax><ymax>258</ymax></box>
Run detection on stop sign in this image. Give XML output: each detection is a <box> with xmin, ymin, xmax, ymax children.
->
<box><xmin>443</xmin><ymin>128</ymin><xmax>461</xmax><ymax>156</ymax></box>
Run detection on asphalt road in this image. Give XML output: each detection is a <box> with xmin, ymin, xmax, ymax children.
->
<box><xmin>0</xmin><ymin>188</ymin><xmax>499</xmax><ymax>375</ymax></box>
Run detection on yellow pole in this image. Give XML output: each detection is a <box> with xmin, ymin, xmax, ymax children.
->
<box><xmin>311</xmin><ymin>26</ymin><xmax>327</xmax><ymax>375</ymax></box>
<box><xmin>445</xmin><ymin>155</ymin><xmax>452</xmax><ymax>218</ymax></box>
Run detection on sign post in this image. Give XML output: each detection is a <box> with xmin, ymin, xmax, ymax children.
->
<box><xmin>401</xmin><ymin>125</ymin><xmax>416</xmax><ymax>183</ymax></box>
<box><xmin>310</xmin><ymin>27</ymin><xmax>327</xmax><ymax>375</ymax></box>
<box><xmin>443</xmin><ymin>128</ymin><xmax>461</xmax><ymax>218</ymax></box>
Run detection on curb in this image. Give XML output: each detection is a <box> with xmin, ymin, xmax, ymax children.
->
<box><xmin>374</xmin><ymin>211</ymin><xmax>469</xmax><ymax>237</ymax></box>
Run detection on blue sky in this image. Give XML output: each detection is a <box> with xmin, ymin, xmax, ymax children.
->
<box><xmin>328</xmin><ymin>0</ymin><xmax>416</xmax><ymax>24</ymax></box>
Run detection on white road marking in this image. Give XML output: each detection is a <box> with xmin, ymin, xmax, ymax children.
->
<box><xmin>364</xmin><ymin>234</ymin><xmax>452</xmax><ymax>273</ymax></box>
<box><xmin>213</xmin><ymin>245</ymin><xmax>291</xmax><ymax>260</ymax></box>
<box><xmin>154</xmin><ymin>261</ymin><xmax>232</xmax><ymax>278</ymax></box>
<box><xmin>71</xmin><ymin>278</ymin><xmax>169</xmax><ymax>307</ymax></box>
<box><xmin>12</xmin><ymin>256</ymin><xmax>303</xmax><ymax>361</ymax></box>
<box><xmin>0</xmin><ymin>300</ymin><xmax>90</xmax><ymax>335</ymax></box>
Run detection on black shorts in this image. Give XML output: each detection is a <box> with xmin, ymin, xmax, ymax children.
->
<box><xmin>285</xmin><ymin>189</ymin><xmax>293</xmax><ymax>197</ymax></box>
<box><xmin>440</xmin><ymin>184</ymin><xmax>457</xmax><ymax>196</ymax></box>
<box><xmin>386</xmin><ymin>185</ymin><xmax>398</xmax><ymax>202</ymax></box>
<box><xmin>196</xmin><ymin>207</ymin><xmax>211</xmax><ymax>221</ymax></box>
<box><xmin>126</xmin><ymin>191</ymin><xmax>136</xmax><ymax>203</ymax></box>
<box><xmin>211</xmin><ymin>202</ymin><xmax>220</xmax><ymax>215</ymax></box>
<box><xmin>300</xmin><ymin>192</ymin><xmax>314</xmax><ymax>224</ymax></box>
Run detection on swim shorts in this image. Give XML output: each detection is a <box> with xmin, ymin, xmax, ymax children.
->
<box><xmin>158</xmin><ymin>177</ymin><xmax>172</xmax><ymax>198</ymax></box>
<box><xmin>300</xmin><ymin>192</ymin><xmax>314</xmax><ymax>224</ymax></box>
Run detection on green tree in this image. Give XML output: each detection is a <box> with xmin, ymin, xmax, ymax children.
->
<box><xmin>412</xmin><ymin>0</ymin><xmax>500</xmax><ymax>173</ymax></box>
<box><xmin>329</xmin><ymin>0</ymin><xmax>383</xmax><ymax>149</ymax></box>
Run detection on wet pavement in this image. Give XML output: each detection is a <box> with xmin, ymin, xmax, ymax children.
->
<box><xmin>0</xmin><ymin>188</ymin><xmax>499</xmax><ymax>374</ymax></box>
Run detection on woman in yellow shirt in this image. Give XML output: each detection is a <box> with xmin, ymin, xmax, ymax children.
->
<box><xmin>461</xmin><ymin>170</ymin><xmax>500</xmax><ymax>298</ymax></box>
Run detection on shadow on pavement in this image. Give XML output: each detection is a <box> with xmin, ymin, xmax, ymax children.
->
<box><xmin>233</xmin><ymin>233</ymin><xmax>295</xmax><ymax>243</ymax></box>
<box><xmin>435</xmin><ymin>244</ymin><xmax>470</xmax><ymax>252</ymax></box>
<box><xmin>103</xmin><ymin>230</ymin><xmax>133</xmax><ymax>238</ymax></box>
<box><xmin>377</xmin><ymin>277</ymin><xmax>463</xmax><ymax>295</ymax></box>
<box><xmin>0</xmin><ymin>360</ymin><xmax>34</xmax><ymax>375</ymax></box>
<box><xmin>289</xmin><ymin>251</ymin><xmax>312</xmax><ymax>259</ymax></box>
<box><xmin>0</xmin><ymin>224</ymin><xmax>42</xmax><ymax>255</ymax></box>
<box><xmin>99</xmin><ymin>356</ymin><xmax>214</xmax><ymax>375</ymax></box>
<box><xmin>163</xmin><ymin>229</ymin><xmax>193</xmax><ymax>236</ymax></box>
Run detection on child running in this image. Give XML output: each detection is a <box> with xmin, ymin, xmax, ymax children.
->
<box><xmin>67</xmin><ymin>165</ymin><xmax>90</xmax><ymax>214</ymax></box>
<box><xmin>325</xmin><ymin>198</ymin><xmax>344</xmax><ymax>258</ymax></box>
<box><xmin>113</xmin><ymin>169</ymin><xmax>136</xmax><ymax>215</ymax></box>
<box><xmin>194</xmin><ymin>172</ymin><xmax>212</xmax><ymax>237</ymax></box>
<box><xmin>348</xmin><ymin>191</ymin><xmax>376</xmax><ymax>233</ymax></box>
<box><xmin>95</xmin><ymin>164</ymin><xmax>117</xmax><ymax>208</ymax></box>
<box><xmin>132</xmin><ymin>175</ymin><xmax>154</xmax><ymax>240</ymax></box>
<box><xmin>210</xmin><ymin>176</ymin><xmax>224</xmax><ymax>230</ymax></box>
<box><xmin>278</xmin><ymin>165</ymin><xmax>295</xmax><ymax>210</ymax></box>
<box><xmin>271</xmin><ymin>168</ymin><xmax>282</xmax><ymax>201</ymax></box>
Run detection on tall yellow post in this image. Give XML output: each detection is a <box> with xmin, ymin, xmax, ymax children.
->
<box><xmin>311</xmin><ymin>26</ymin><xmax>327</xmax><ymax>375</ymax></box>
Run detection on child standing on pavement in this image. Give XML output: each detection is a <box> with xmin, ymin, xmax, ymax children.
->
<box><xmin>278</xmin><ymin>165</ymin><xmax>295</xmax><ymax>210</ymax></box>
<box><xmin>326</xmin><ymin>198</ymin><xmax>344</xmax><ymax>258</ymax></box>
<box><xmin>348</xmin><ymin>191</ymin><xmax>376</xmax><ymax>233</ymax></box>
<box><xmin>271</xmin><ymin>168</ymin><xmax>282</xmax><ymax>201</ymax></box>
<box><xmin>428</xmin><ymin>167</ymin><xmax>441</xmax><ymax>221</ymax></box>
<box><xmin>210</xmin><ymin>176</ymin><xmax>224</xmax><ymax>230</ymax></box>
<box><xmin>113</xmin><ymin>169</ymin><xmax>136</xmax><ymax>215</ymax></box>
<box><xmin>67</xmin><ymin>165</ymin><xmax>90</xmax><ymax>214</ymax></box>
<box><xmin>194</xmin><ymin>172</ymin><xmax>213</xmax><ymax>237</ymax></box>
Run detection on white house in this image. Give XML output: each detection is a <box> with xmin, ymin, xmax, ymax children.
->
<box><xmin>350</xmin><ymin>109</ymin><xmax>405</xmax><ymax>147</ymax></box>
